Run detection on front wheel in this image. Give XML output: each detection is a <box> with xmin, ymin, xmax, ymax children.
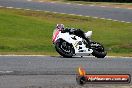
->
<box><xmin>55</xmin><ymin>39</ymin><xmax>75</xmax><ymax>58</ymax></box>
<box><xmin>91</xmin><ymin>41</ymin><xmax>107</xmax><ymax>58</ymax></box>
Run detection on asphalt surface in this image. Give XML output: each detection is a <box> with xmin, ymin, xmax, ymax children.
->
<box><xmin>0</xmin><ymin>56</ymin><xmax>132</xmax><ymax>88</ymax></box>
<box><xmin>0</xmin><ymin>0</ymin><xmax>132</xmax><ymax>22</ymax></box>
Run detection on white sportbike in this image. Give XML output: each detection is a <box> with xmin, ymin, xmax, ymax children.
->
<box><xmin>52</xmin><ymin>24</ymin><xmax>107</xmax><ymax>58</ymax></box>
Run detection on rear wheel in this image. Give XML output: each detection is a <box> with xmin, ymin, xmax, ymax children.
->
<box><xmin>91</xmin><ymin>41</ymin><xmax>107</xmax><ymax>58</ymax></box>
<box><xmin>55</xmin><ymin>39</ymin><xmax>74</xmax><ymax>58</ymax></box>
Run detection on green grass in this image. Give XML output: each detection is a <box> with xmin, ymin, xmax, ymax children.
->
<box><xmin>0</xmin><ymin>8</ymin><xmax>132</xmax><ymax>56</ymax></box>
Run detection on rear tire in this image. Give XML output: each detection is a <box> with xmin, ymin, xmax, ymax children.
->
<box><xmin>55</xmin><ymin>39</ymin><xmax>74</xmax><ymax>58</ymax></box>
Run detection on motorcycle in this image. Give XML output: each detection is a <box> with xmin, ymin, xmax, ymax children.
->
<box><xmin>52</xmin><ymin>24</ymin><xmax>107</xmax><ymax>58</ymax></box>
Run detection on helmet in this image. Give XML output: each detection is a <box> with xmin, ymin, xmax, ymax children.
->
<box><xmin>56</xmin><ymin>24</ymin><xmax>65</xmax><ymax>30</ymax></box>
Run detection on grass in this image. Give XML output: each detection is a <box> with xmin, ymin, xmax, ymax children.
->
<box><xmin>0</xmin><ymin>8</ymin><xmax>132</xmax><ymax>56</ymax></box>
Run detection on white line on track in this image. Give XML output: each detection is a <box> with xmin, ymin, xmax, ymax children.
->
<box><xmin>25</xmin><ymin>9</ymin><xmax>31</xmax><ymax>10</ymax></box>
<box><xmin>0</xmin><ymin>6</ymin><xmax>4</xmax><ymax>8</ymax></box>
<box><xmin>89</xmin><ymin>5</ymin><xmax>95</xmax><ymax>7</ymax></box>
<box><xmin>93</xmin><ymin>17</ymin><xmax>98</xmax><ymax>19</ymax></box>
<box><xmin>83</xmin><ymin>56</ymin><xmax>132</xmax><ymax>58</ymax></box>
<box><xmin>53</xmin><ymin>12</ymin><xmax>58</xmax><ymax>14</ymax></box>
<box><xmin>113</xmin><ymin>20</ymin><xmax>119</xmax><ymax>22</ymax></box>
<box><xmin>78</xmin><ymin>15</ymin><xmax>83</xmax><ymax>16</ymax></box>
<box><xmin>6</xmin><ymin>7</ymin><xmax>13</xmax><ymax>9</ymax></box>
<box><xmin>35</xmin><ymin>9</ymin><xmax>42</xmax><ymax>11</ymax></box>
<box><xmin>115</xmin><ymin>7</ymin><xmax>120</xmax><ymax>8</ymax></box>
<box><xmin>97</xmin><ymin>5</ymin><xmax>132</xmax><ymax>10</ymax></box>
<box><xmin>85</xmin><ymin>16</ymin><xmax>90</xmax><ymax>17</ymax></box>
<box><xmin>121</xmin><ymin>21</ymin><xmax>126</xmax><ymax>23</ymax></box>
<box><xmin>128</xmin><ymin>8</ymin><xmax>132</xmax><ymax>9</ymax></box>
<box><xmin>107</xmin><ymin>19</ymin><xmax>113</xmax><ymax>21</ymax></box>
<box><xmin>60</xmin><ymin>13</ymin><xmax>66</xmax><ymax>15</ymax></box>
<box><xmin>126</xmin><ymin>22</ymin><xmax>131</xmax><ymax>23</ymax></box>
<box><xmin>15</xmin><ymin>8</ymin><xmax>22</xmax><ymax>10</ymax></box>
<box><xmin>66</xmin><ymin>3</ymin><xmax>71</xmax><ymax>5</ymax></box>
<box><xmin>78</xmin><ymin>4</ymin><xmax>83</xmax><ymax>6</ymax></box>
<box><xmin>69</xmin><ymin>14</ymin><xmax>76</xmax><ymax>16</ymax></box>
<box><xmin>27</xmin><ymin>0</ymin><xmax>32</xmax><ymax>1</ymax></box>
<box><xmin>0</xmin><ymin>55</ymin><xmax>47</xmax><ymax>56</ymax></box>
<box><xmin>44</xmin><ymin>11</ymin><xmax>50</xmax><ymax>12</ymax></box>
<box><xmin>50</xmin><ymin>2</ymin><xmax>56</xmax><ymax>4</ymax></box>
<box><xmin>100</xmin><ymin>18</ymin><xmax>105</xmax><ymax>20</ymax></box>
<box><xmin>0</xmin><ymin>55</ymin><xmax>131</xmax><ymax>58</ymax></box>
<box><xmin>0</xmin><ymin>71</ymin><xmax>13</xmax><ymax>73</ymax></box>
<box><xmin>39</xmin><ymin>1</ymin><xmax>43</xmax><ymax>3</ymax></box>
<box><xmin>100</xmin><ymin>6</ymin><xmax>106</xmax><ymax>8</ymax></box>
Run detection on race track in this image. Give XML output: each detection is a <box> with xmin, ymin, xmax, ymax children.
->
<box><xmin>0</xmin><ymin>56</ymin><xmax>131</xmax><ymax>88</ymax></box>
<box><xmin>0</xmin><ymin>0</ymin><xmax>132</xmax><ymax>22</ymax></box>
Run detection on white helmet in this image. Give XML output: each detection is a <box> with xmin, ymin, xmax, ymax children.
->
<box><xmin>56</xmin><ymin>24</ymin><xmax>65</xmax><ymax>30</ymax></box>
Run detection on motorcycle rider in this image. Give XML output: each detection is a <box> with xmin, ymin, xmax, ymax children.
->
<box><xmin>56</xmin><ymin>24</ymin><xmax>91</xmax><ymax>48</ymax></box>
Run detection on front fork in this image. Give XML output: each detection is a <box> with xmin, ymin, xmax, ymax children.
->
<box><xmin>83</xmin><ymin>38</ymin><xmax>92</xmax><ymax>48</ymax></box>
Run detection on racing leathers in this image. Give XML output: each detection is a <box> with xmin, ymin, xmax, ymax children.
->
<box><xmin>62</xmin><ymin>28</ymin><xmax>91</xmax><ymax>48</ymax></box>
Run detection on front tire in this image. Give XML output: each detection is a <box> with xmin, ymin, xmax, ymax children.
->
<box><xmin>91</xmin><ymin>41</ymin><xmax>107</xmax><ymax>58</ymax></box>
<box><xmin>55</xmin><ymin>39</ymin><xmax>74</xmax><ymax>58</ymax></box>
